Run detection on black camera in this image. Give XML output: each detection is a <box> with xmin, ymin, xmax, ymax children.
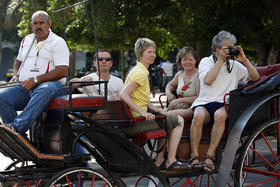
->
<box><xmin>228</xmin><ymin>46</ymin><xmax>240</xmax><ymax>57</ymax></box>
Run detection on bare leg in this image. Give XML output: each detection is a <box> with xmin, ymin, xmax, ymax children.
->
<box><xmin>154</xmin><ymin>139</ymin><xmax>166</xmax><ymax>167</ymax></box>
<box><xmin>167</xmin><ymin>108</ymin><xmax>193</xmax><ymax>123</ymax></box>
<box><xmin>207</xmin><ymin>107</ymin><xmax>227</xmax><ymax>156</ymax></box>
<box><xmin>204</xmin><ymin>107</ymin><xmax>227</xmax><ymax>171</ymax></box>
<box><xmin>190</xmin><ymin>107</ymin><xmax>210</xmax><ymax>158</ymax></box>
<box><xmin>165</xmin><ymin>115</ymin><xmax>184</xmax><ymax>168</ymax></box>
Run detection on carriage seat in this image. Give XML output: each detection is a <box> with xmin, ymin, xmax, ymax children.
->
<box><xmin>240</xmin><ymin>64</ymin><xmax>280</xmax><ymax>95</ymax></box>
<box><xmin>86</xmin><ymin>100</ymin><xmax>167</xmax><ymax>140</ymax></box>
<box><xmin>48</xmin><ymin>94</ymin><xmax>105</xmax><ymax>110</ymax></box>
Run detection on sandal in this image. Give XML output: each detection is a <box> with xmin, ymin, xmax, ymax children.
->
<box><xmin>189</xmin><ymin>156</ymin><xmax>203</xmax><ymax>170</ymax></box>
<box><xmin>166</xmin><ymin>161</ymin><xmax>191</xmax><ymax>171</ymax></box>
<box><xmin>202</xmin><ymin>155</ymin><xmax>216</xmax><ymax>174</ymax></box>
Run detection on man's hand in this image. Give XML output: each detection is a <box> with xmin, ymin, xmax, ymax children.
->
<box><xmin>81</xmin><ymin>76</ymin><xmax>93</xmax><ymax>82</ymax></box>
<box><xmin>218</xmin><ymin>46</ymin><xmax>230</xmax><ymax>63</ymax></box>
<box><xmin>21</xmin><ymin>78</ymin><xmax>37</xmax><ymax>90</ymax></box>
<box><xmin>234</xmin><ymin>46</ymin><xmax>249</xmax><ymax>64</ymax></box>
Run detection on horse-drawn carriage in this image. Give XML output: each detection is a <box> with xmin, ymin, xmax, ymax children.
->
<box><xmin>0</xmin><ymin>64</ymin><xmax>280</xmax><ymax>186</ymax></box>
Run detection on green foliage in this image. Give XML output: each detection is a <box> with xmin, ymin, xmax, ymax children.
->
<box><xmin>2</xmin><ymin>0</ymin><xmax>279</xmax><ymax>63</ymax></box>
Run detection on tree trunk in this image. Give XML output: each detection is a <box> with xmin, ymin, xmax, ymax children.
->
<box><xmin>0</xmin><ymin>32</ymin><xmax>2</xmax><ymax>72</ymax></box>
<box><xmin>267</xmin><ymin>44</ymin><xmax>279</xmax><ymax>65</ymax></box>
<box><xmin>251</xmin><ymin>41</ymin><xmax>269</xmax><ymax>66</ymax></box>
<box><xmin>121</xmin><ymin>48</ymin><xmax>125</xmax><ymax>82</ymax></box>
<box><xmin>69</xmin><ymin>51</ymin><xmax>76</xmax><ymax>80</ymax></box>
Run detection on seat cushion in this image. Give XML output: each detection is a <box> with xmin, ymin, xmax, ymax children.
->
<box><xmin>48</xmin><ymin>94</ymin><xmax>105</xmax><ymax>109</ymax></box>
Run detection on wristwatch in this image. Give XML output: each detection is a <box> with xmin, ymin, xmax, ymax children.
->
<box><xmin>34</xmin><ymin>76</ymin><xmax>38</xmax><ymax>84</ymax></box>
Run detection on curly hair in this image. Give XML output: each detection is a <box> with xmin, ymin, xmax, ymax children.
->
<box><xmin>176</xmin><ymin>46</ymin><xmax>199</xmax><ymax>69</ymax></box>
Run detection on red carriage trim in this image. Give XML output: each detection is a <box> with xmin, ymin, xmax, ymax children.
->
<box><xmin>48</xmin><ymin>94</ymin><xmax>105</xmax><ymax>109</ymax></box>
<box><xmin>133</xmin><ymin>129</ymin><xmax>167</xmax><ymax>139</ymax></box>
<box><xmin>45</xmin><ymin>61</ymin><xmax>50</xmax><ymax>73</ymax></box>
<box><xmin>84</xmin><ymin>100</ymin><xmax>168</xmax><ymax>140</ymax></box>
<box><xmin>121</xmin><ymin>101</ymin><xmax>168</xmax><ymax>139</ymax></box>
<box><xmin>243</xmin><ymin>64</ymin><xmax>280</xmax><ymax>91</ymax></box>
<box><xmin>21</xmin><ymin>36</ymin><xmax>26</xmax><ymax>48</ymax></box>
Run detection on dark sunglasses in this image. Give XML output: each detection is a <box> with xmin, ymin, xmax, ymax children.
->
<box><xmin>97</xmin><ymin>57</ymin><xmax>112</xmax><ymax>62</ymax></box>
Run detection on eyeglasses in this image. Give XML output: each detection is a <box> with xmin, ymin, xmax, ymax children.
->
<box><xmin>97</xmin><ymin>57</ymin><xmax>112</xmax><ymax>62</ymax></box>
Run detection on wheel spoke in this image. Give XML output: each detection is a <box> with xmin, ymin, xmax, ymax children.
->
<box><xmin>91</xmin><ymin>174</ymin><xmax>96</xmax><ymax>187</ymax></box>
<box><xmin>249</xmin><ymin>144</ymin><xmax>278</xmax><ymax>172</ymax></box>
<box><xmin>66</xmin><ymin>175</ymin><xmax>72</xmax><ymax>187</ymax></box>
<box><xmin>47</xmin><ymin>168</ymin><xmax>113</xmax><ymax>187</ymax></box>
<box><xmin>260</xmin><ymin>131</ymin><xmax>280</xmax><ymax>166</ymax></box>
<box><xmin>236</xmin><ymin>119</ymin><xmax>280</xmax><ymax>186</ymax></box>
<box><xmin>247</xmin><ymin>177</ymin><xmax>277</xmax><ymax>187</ymax></box>
<box><xmin>243</xmin><ymin>166</ymin><xmax>280</xmax><ymax>177</ymax></box>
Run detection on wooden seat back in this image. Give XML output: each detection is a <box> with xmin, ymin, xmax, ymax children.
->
<box><xmin>85</xmin><ymin>100</ymin><xmax>167</xmax><ymax>140</ymax></box>
<box><xmin>0</xmin><ymin>126</ymin><xmax>64</xmax><ymax>163</ymax></box>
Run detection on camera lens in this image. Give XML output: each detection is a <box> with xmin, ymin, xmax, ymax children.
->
<box><xmin>228</xmin><ymin>46</ymin><xmax>240</xmax><ymax>57</ymax></box>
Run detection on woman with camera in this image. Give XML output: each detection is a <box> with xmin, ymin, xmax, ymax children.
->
<box><xmin>189</xmin><ymin>30</ymin><xmax>260</xmax><ymax>173</ymax></box>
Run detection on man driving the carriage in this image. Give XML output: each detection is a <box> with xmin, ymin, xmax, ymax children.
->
<box><xmin>0</xmin><ymin>10</ymin><xmax>69</xmax><ymax>137</ymax></box>
<box><xmin>189</xmin><ymin>30</ymin><xmax>260</xmax><ymax>173</ymax></box>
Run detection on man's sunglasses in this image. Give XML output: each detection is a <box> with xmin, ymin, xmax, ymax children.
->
<box><xmin>97</xmin><ymin>57</ymin><xmax>112</xmax><ymax>62</ymax></box>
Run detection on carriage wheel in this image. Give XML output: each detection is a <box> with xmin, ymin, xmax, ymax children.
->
<box><xmin>5</xmin><ymin>160</ymin><xmax>28</xmax><ymax>170</ymax></box>
<box><xmin>235</xmin><ymin>118</ymin><xmax>280</xmax><ymax>186</ymax></box>
<box><xmin>45</xmin><ymin>167</ymin><xmax>113</xmax><ymax>186</ymax></box>
<box><xmin>2</xmin><ymin>160</ymin><xmax>45</xmax><ymax>186</ymax></box>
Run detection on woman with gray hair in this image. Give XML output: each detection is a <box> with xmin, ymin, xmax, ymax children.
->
<box><xmin>165</xmin><ymin>46</ymin><xmax>200</xmax><ymax>122</ymax></box>
<box><xmin>189</xmin><ymin>30</ymin><xmax>259</xmax><ymax>173</ymax></box>
<box><xmin>121</xmin><ymin>38</ymin><xmax>188</xmax><ymax>171</ymax></box>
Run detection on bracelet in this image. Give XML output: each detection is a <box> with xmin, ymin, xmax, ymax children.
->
<box><xmin>34</xmin><ymin>76</ymin><xmax>38</xmax><ymax>84</ymax></box>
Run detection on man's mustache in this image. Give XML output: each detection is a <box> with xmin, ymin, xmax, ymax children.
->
<box><xmin>36</xmin><ymin>28</ymin><xmax>42</xmax><ymax>32</ymax></box>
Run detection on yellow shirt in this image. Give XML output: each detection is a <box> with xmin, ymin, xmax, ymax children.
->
<box><xmin>125</xmin><ymin>62</ymin><xmax>150</xmax><ymax>117</ymax></box>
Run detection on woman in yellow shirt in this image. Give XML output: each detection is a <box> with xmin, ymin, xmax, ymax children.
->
<box><xmin>120</xmin><ymin>38</ymin><xmax>187</xmax><ymax>171</ymax></box>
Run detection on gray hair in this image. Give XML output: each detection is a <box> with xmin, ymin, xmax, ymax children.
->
<box><xmin>176</xmin><ymin>46</ymin><xmax>199</xmax><ymax>69</ymax></box>
<box><xmin>134</xmin><ymin>38</ymin><xmax>156</xmax><ymax>60</ymax></box>
<box><xmin>32</xmin><ymin>10</ymin><xmax>50</xmax><ymax>23</ymax></box>
<box><xmin>211</xmin><ymin>30</ymin><xmax>237</xmax><ymax>54</ymax></box>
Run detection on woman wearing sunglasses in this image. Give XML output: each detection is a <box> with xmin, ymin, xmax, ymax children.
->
<box><xmin>165</xmin><ymin>46</ymin><xmax>200</xmax><ymax>122</ymax></box>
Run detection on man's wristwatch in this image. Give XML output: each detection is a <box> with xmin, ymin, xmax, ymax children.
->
<box><xmin>34</xmin><ymin>76</ymin><xmax>38</xmax><ymax>84</ymax></box>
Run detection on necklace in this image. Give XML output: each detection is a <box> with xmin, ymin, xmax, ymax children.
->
<box><xmin>181</xmin><ymin>71</ymin><xmax>194</xmax><ymax>91</ymax></box>
<box><xmin>32</xmin><ymin>40</ymin><xmax>47</xmax><ymax>72</ymax></box>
